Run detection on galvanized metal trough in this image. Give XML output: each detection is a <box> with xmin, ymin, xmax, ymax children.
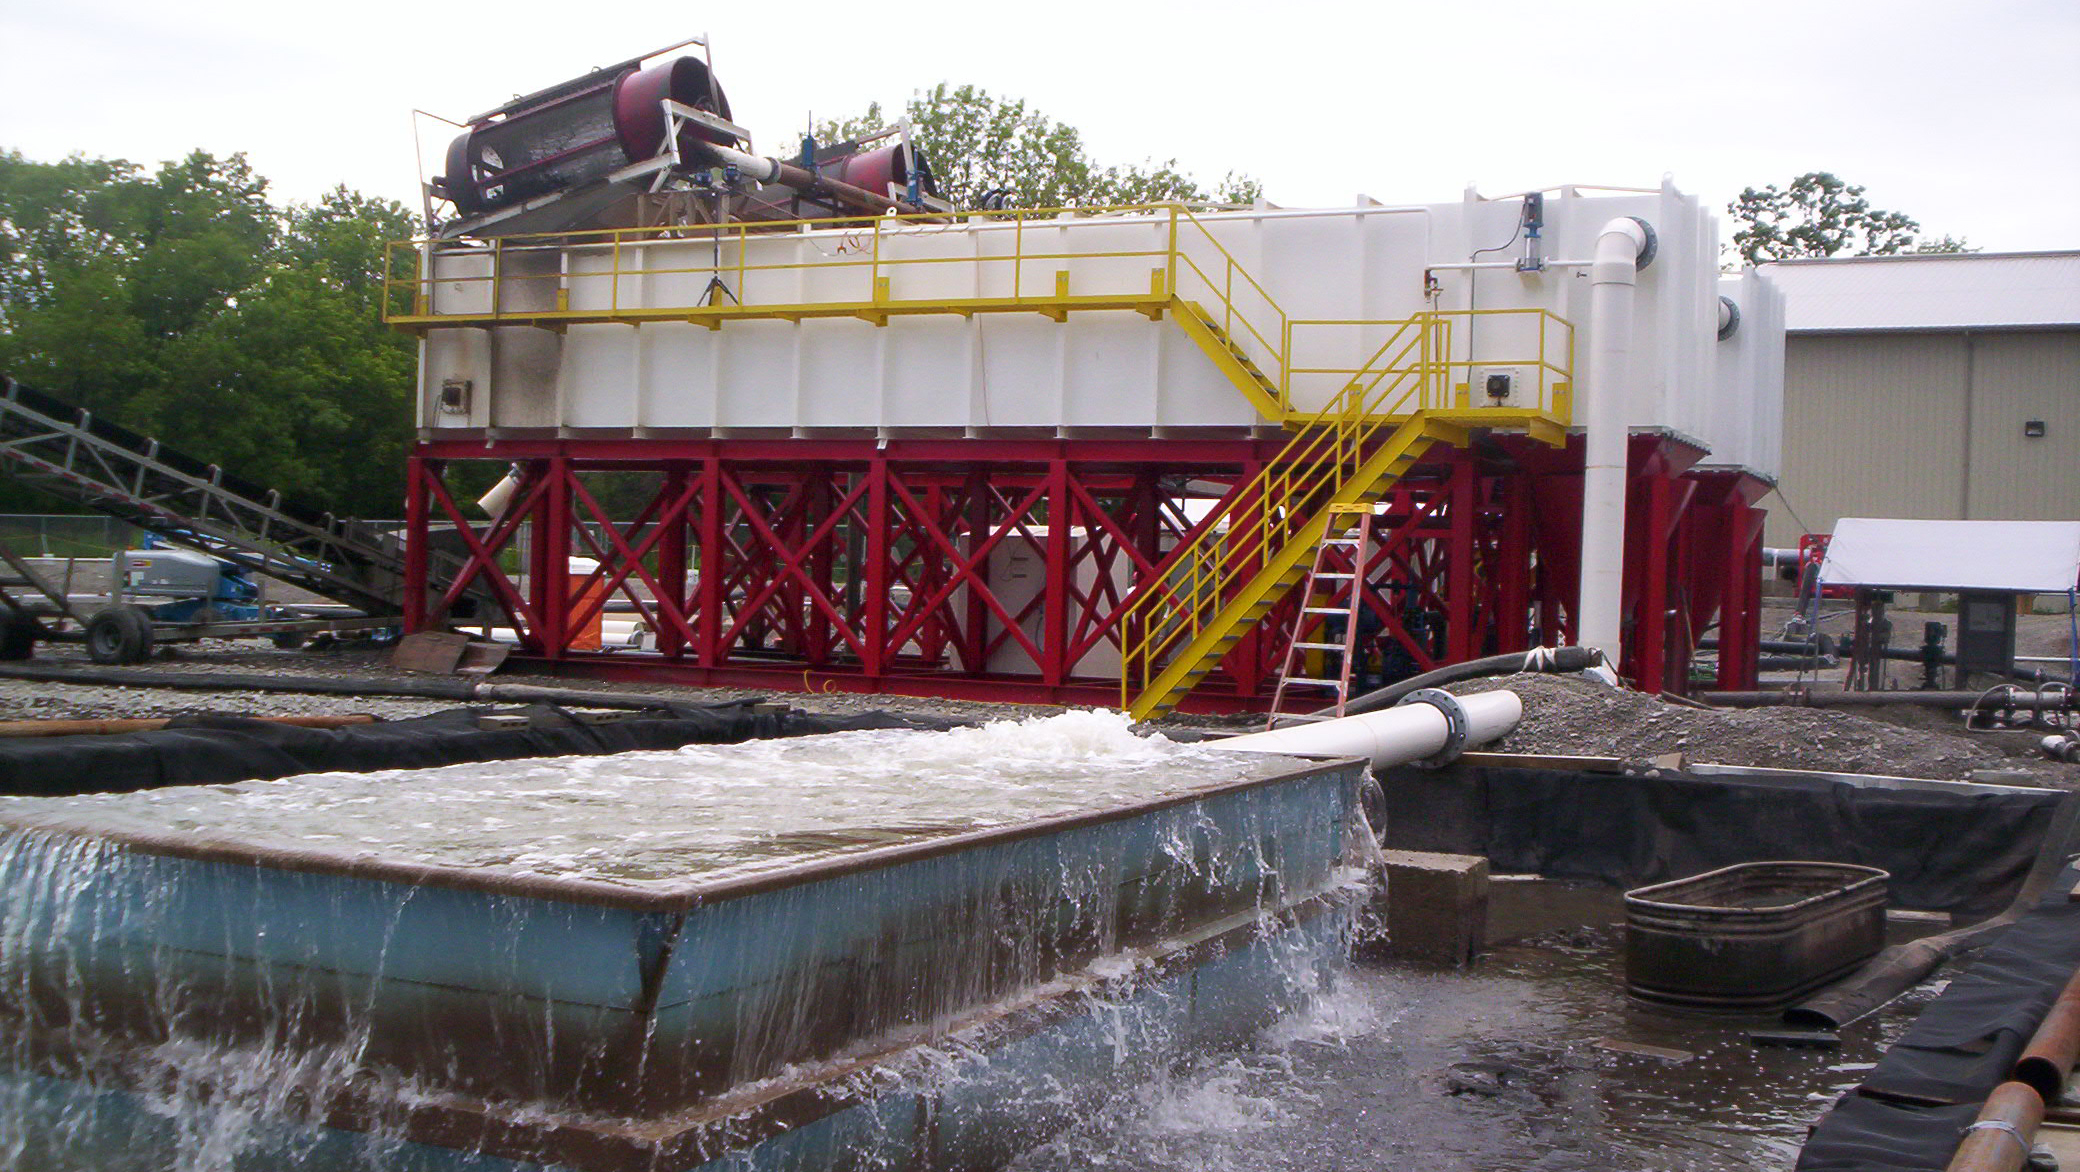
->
<box><xmin>1623</xmin><ymin>861</ymin><xmax>1890</xmax><ymax>1012</ymax></box>
<box><xmin>0</xmin><ymin>743</ymin><xmax>1367</xmax><ymax>1170</ymax></box>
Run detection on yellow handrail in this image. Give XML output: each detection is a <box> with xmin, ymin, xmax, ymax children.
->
<box><xmin>384</xmin><ymin>203</ymin><xmax>1573</xmax><ymax>426</ymax></box>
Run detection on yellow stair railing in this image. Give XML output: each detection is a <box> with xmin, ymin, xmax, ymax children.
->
<box><xmin>1117</xmin><ymin>315</ymin><xmax>1471</xmax><ymax>722</ymax></box>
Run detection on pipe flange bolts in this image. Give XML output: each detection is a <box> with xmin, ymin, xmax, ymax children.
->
<box><xmin>1628</xmin><ymin>216</ymin><xmax>1658</xmax><ymax>270</ymax></box>
<box><xmin>1717</xmin><ymin>295</ymin><xmax>1742</xmax><ymax>341</ymax></box>
<box><xmin>1398</xmin><ymin>688</ymin><xmax>1471</xmax><ymax>770</ymax></box>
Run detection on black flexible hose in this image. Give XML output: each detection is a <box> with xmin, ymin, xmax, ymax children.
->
<box><xmin>1326</xmin><ymin>646</ymin><xmax>1604</xmax><ymax>718</ymax></box>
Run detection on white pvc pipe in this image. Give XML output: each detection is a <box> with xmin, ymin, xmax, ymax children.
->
<box><xmin>699</xmin><ymin>141</ymin><xmax>784</xmax><ymax>184</ymax></box>
<box><xmin>1575</xmin><ymin>218</ymin><xmax>1651</xmax><ymax>663</ymax></box>
<box><xmin>1207</xmin><ymin>690</ymin><xmax>1522</xmax><ymax>769</ymax></box>
<box><xmin>475</xmin><ymin>466</ymin><xmax>522</xmax><ymax>517</ymax></box>
<box><xmin>1424</xmin><ymin>259</ymin><xmax>1597</xmax><ymax>272</ymax></box>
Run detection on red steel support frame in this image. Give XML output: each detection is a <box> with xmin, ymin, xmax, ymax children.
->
<box><xmin>404</xmin><ymin>434</ymin><xmax>1769</xmax><ymax>709</ymax></box>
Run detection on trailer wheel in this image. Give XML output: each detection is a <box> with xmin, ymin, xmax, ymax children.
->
<box><xmin>86</xmin><ymin>606</ymin><xmax>154</xmax><ymax>665</ymax></box>
<box><xmin>0</xmin><ymin>613</ymin><xmax>35</xmax><ymax>661</ymax></box>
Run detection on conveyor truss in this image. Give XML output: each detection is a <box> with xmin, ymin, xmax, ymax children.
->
<box><xmin>385</xmin><ymin>203</ymin><xmax>1577</xmax><ymax>719</ymax></box>
<box><xmin>0</xmin><ymin>378</ymin><xmax>470</xmax><ymax>627</ymax></box>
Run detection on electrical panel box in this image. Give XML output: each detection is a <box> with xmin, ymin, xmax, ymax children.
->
<box><xmin>115</xmin><ymin>549</ymin><xmax>226</xmax><ymax>599</ymax></box>
<box><xmin>439</xmin><ymin>378</ymin><xmax>473</xmax><ymax>415</ymax></box>
<box><xmin>1478</xmin><ymin>367</ymin><xmax>1523</xmax><ymax>402</ymax></box>
<box><xmin>1953</xmin><ymin>591</ymin><xmax>2018</xmax><ymax>687</ymax></box>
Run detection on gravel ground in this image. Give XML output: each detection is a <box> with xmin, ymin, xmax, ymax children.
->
<box><xmin>2</xmin><ymin>642</ymin><xmax>2073</xmax><ymax>788</ymax></box>
<box><xmin>1454</xmin><ymin>672</ymin><xmax>2080</xmax><ymax>788</ymax></box>
<box><xmin>0</xmin><ymin>685</ymin><xmax>464</xmax><ymax>722</ymax></box>
<box><xmin>0</xmin><ymin>641</ymin><xmax>1058</xmax><ymax>725</ymax></box>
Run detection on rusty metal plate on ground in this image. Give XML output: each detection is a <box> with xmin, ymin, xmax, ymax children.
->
<box><xmin>390</xmin><ymin>630</ymin><xmax>469</xmax><ymax>674</ymax></box>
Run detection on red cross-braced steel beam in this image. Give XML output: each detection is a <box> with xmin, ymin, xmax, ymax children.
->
<box><xmin>403</xmin><ymin>435</ymin><xmax>1770</xmax><ymax>709</ymax></box>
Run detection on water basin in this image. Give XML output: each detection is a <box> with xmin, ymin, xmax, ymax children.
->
<box><xmin>1623</xmin><ymin>862</ymin><xmax>1889</xmax><ymax>1011</ymax></box>
<box><xmin>0</xmin><ymin>712</ymin><xmax>1368</xmax><ymax>1170</ymax></box>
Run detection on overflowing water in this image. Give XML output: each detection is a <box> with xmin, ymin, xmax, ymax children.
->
<box><xmin>0</xmin><ymin>711</ymin><xmax>1360</xmax><ymax>1171</ymax></box>
<box><xmin>0</xmin><ymin>709</ymin><xmax>1301</xmax><ymax>887</ymax></box>
<box><xmin>1007</xmin><ymin>882</ymin><xmax>1941</xmax><ymax>1172</ymax></box>
<box><xmin>0</xmin><ymin>713</ymin><xmax>1925</xmax><ymax>1171</ymax></box>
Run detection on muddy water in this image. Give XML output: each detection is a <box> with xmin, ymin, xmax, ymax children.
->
<box><xmin>1010</xmin><ymin>879</ymin><xmax>1939</xmax><ymax>1172</ymax></box>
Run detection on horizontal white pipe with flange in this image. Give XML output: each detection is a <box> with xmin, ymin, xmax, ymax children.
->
<box><xmin>1209</xmin><ymin>689</ymin><xmax>1522</xmax><ymax>770</ymax></box>
<box><xmin>688</xmin><ymin>142</ymin><xmax>921</xmax><ymax>215</ymax></box>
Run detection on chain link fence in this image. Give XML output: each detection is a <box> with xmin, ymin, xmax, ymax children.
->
<box><xmin>0</xmin><ymin>515</ymin><xmax>146</xmax><ymax>559</ymax></box>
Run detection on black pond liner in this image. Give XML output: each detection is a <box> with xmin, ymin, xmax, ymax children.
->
<box><xmin>1794</xmin><ymin>864</ymin><xmax>2080</xmax><ymax>1171</ymax></box>
<box><xmin>1374</xmin><ymin>757</ymin><xmax>2078</xmax><ymax>1170</ymax></box>
<box><xmin>0</xmin><ymin>702</ymin><xmax>961</xmax><ymax>796</ymax></box>
<box><xmin>1378</xmin><ymin>761</ymin><xmax>2064</xmax><ymax>917</ymax></box>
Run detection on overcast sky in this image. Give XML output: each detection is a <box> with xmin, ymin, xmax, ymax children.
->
<box><xmin>4</xmin><ymin>0</ymin><xmax>2076</xmax><ymax>251</ymax></box>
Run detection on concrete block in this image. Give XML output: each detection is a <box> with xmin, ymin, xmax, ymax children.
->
<box><xmin>1376</xmin><ymin>849</ymin><xmax>1489</xmax><ymax>966</ymax></box>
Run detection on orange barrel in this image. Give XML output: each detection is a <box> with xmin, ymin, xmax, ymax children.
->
<box><xmin>567</xmin><ymin>557</ymin><xmax>606</xmax><ymax>652</ymax></box>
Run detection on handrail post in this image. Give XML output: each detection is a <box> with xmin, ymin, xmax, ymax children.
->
<box><xmin>1421</xmin><ymin>312</ymin><xmax>1433</xmax><ymax>409</ymax></box>
<box><xmin>871</xmin><ymin>215</ymin><xmax>883</xmax><ymax>301</ymax></box>
<box><xmin>491</xmin><ymin>238</ymin><xmax>504</xmax><ymax>320</ymax></box>
<box><xmin>1281</xmin><ymin>318</ymin><xmax>1292</xmax><ymax>414</ymax></box>
<box><xmin>611</xmin><ymin>232</ymin><xmax>621</xmax><ymax>315</ymax></box>
<box><xmin>1224</xmin><ymin>261</ymin><xmax>1234</xmax><ymax>339</ymax></box>
<box><xmin>1539</xmin><ymin>311</ymin><xmax>1550</xmax><ymax>410</ymax></box>
<box><xmin>1014</xmin><ymin>213</ymin><xmax>1024</xmax><ymax>301</ymax></box>
<box><xmin>1166</xmin><ymin>206</ymin><xmax>1179</xmax><ymax>297</ymax></box>
<box><xmin>1448</xmin><ymin>316</ymin><xmax>1456</xmax><ymax>401</ymax></box>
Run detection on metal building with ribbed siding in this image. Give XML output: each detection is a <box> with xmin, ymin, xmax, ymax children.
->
<box><xmin>1761</xmin><ymin>251</ymin><xmax>2080</xmax><ymax>548</ymax></box>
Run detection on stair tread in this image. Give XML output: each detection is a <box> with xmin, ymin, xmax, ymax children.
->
<box><xmin>1126</xmin><ymin>410</ymin><xmax>1451</xmax><ymax>721</ymax></box>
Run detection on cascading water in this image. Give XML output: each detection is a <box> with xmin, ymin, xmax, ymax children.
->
<box><xmin>0</xmin><ymin>711</ymin><xmax>1370</xmax><ymax>1171</ymax></box>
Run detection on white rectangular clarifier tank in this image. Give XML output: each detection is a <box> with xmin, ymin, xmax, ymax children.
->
<box><xmin>414</xmin><ymin>184</ymin><xmax>1784</xmax><ymax>478</ymax></box>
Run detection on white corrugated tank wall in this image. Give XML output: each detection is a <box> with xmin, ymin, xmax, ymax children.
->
<box><xmin>417</xmin><ymin>184</ymin><xmax>1776</xmax><ymax>465</ymax></box>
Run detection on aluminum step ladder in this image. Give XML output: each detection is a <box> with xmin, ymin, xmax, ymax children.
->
<box><xmin>1263</xmin><ymin>505</ymin><xmax>1376</xmax><ymax>730</ymax></box>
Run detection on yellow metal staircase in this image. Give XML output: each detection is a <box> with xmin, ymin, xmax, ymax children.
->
<box><xmin>1168</xmin><ymin>301</ymin><xmax>1287</xmax><ymax>418</ymax></box>
<box><xmin>1117</xmin><ymin>386</ymin><xmax>1468</xmax><ymax>722</ymax></box>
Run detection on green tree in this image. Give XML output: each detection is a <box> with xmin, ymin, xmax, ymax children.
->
<box><xmin>156</xmin><ymin>187</ymin><xmax>420</xmax><ymax>515</ymax></box>
<box><xmin>816</xmin><ymin>84</ymin><xmax>1261</xmax><ymax>211</ymax></box>
<box><xmin>1727</xmin><ymin>172</ymin><xmax>1941</xmax><ymax>264</ymax></box>
<box><xmin>0</xmin><ymin>151</ymin><xmax>420</xmax><ymax>517</ymax></box>
<box><xmin>1912</xmin><ymin>235</ymin><xmax>1975</xmax><ymax>254</ymax></box>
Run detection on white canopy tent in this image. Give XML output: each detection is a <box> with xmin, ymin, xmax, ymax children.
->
<box><xmin>1819</xmin><ymin>518</ymin><xmax>2080</xmax><ymax>594</ymax></box>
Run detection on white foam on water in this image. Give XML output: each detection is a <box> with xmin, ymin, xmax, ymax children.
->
<box><xmin>0</xmin><ymin>710</ymin><xmax>1303</xmax><ymax>887</ymax></box>
<box><xmin>1262</xmin><ymin>974</ymin><xmax>1396</xmax><ymax>1048</ymax></box>
<box><xmin>1142</xmin><ymin>1058</ymin><xmax>1293</xmax><ymax>1133</ymax></box>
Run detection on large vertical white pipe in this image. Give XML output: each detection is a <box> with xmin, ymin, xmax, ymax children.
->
<box><xmin>1576</xmin><ymin>218</ymin><xmax>1653</xmax><ymax>662</ymax></box>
